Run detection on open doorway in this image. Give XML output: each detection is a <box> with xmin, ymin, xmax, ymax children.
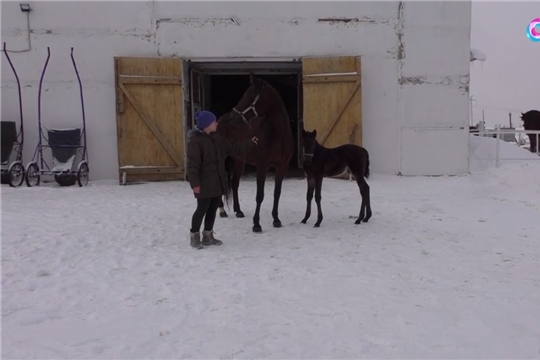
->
<box><xmin>188</xmin><ymin>61</ymin><xmax>304</xmax><ymax>177</ymax></box>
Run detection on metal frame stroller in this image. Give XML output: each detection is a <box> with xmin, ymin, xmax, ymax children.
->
<box><xmin>1</xmin><ymin>42</ymin><xmax>26</xmax><ymax>187</ymax></box>
<box><xmin>25</xmin><ymin>47</ymin><xmax>89</xmax><ymax>187</ymax></box>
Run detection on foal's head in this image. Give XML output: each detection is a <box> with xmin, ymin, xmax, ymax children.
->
<box><xmin>301</xmin><ymin>129</ymin><xmax>318</xmax><ymax>166</ymax></box>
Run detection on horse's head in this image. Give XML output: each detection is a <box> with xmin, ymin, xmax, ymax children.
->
<box><xmin>230</xmin><ymin>74</ymin><xmax>269</xmax><ymax>127</ymax></box>
<box><xmin>301</xmin><ymin>128</ymin><xmax>318</xmax><ymax>166</ymax></box>
<box><xmin>521</xmin><ymin>110</ymin><xmax>540</xmax><ymax>130</ymax></box>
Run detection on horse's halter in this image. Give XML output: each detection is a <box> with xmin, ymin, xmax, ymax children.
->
<box><xmin>303</xmin><ymin>136</ymin><xmax>316</xmax><ymax>160</ymax></box>
<box><xmin>232</xmin><ymin>83</ymin><xmax>264</xmax><ymax>125</ymax></box>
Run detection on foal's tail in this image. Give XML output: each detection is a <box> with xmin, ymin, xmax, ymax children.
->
<box><xmin>223</xmin><ymin>156</ymin><xmax>234</xmax><ymax>209</ymax></box>
<box><xmin>364</xmin><ymin>149</ymin><xmax>370</xmax><ymax>179</ymax></box>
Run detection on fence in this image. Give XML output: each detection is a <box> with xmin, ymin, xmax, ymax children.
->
<box><xmin>474</xmin><ymin>125</ymin><xmax>540</xmax><ymax>168</ymax></box>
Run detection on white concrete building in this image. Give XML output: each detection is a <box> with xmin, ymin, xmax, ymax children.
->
<box><xmin>1</xmin><ymin>1</ymin><xmax>472</xmax><ymax>182</ymax></box>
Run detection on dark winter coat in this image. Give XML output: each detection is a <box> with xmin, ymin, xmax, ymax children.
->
<box><xmin>186</xmin><ymin>127</ymin><xmax>254</xmax><ymax>199</ymax></box>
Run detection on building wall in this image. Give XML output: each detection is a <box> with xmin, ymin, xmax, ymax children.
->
<box><xmin>1</xmin><ymin>1</ymin><xmax>471</xmax><ymax>180</ymax></box>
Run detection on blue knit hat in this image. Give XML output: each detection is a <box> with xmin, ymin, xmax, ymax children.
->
<box><xmin>195</xmin><ymin>110</ymin><xmax>216</xmax><ymax>130</ymax></box>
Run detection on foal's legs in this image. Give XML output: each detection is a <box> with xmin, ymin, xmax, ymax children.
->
<box><xmin>271</xmin><ymin>163</ymin><xmax>288</xmax><ymax>228</ymax></box>
<box><xmin>354</xmin><ymin>175</ymin><xmax>372</xmax><ymax>224</ymax></box>
<box><xmin>300</xmin><ymin>175</ymin><xmax>315</xmax><ymax>224</ymax></box>
<box><xmin>314</xmin><ymin>176</ymin><xmax>324</xmax><ymax>227</ymax></box>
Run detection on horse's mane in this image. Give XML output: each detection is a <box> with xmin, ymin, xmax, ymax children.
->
<box><xmin>258</xmin><ymin>79</ymin><xmax>290</xmax><ymax>134</ymax></box>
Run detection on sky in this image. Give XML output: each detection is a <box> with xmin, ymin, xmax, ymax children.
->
<box><xmin>469</xmin><ymin>1</ymin><xmax>540</xmax><ymax>128</ymax></box>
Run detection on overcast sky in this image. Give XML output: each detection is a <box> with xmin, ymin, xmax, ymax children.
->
<box><xmin>469</xmin><ymin>1</ymin><xmax>540</xmax><ymax>128</ymax></box>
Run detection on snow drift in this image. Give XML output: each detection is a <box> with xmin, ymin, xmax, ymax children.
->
<box><xmin>469</xmin><ymin>134</ymin><xmax>540</xmax><ymax>201</ymax></box>
<box><xmin>1</xmin><ymin>134</ymin><xmax>540</xmax><ymax>359</ymax></box>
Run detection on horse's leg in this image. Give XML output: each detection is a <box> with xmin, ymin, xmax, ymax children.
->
<box><xmin>218</xmin><ymin>157</ymin><xmax>245</xmax><ymax>218</ymax></box>
<box><xmin>301</xmin><ymin>174</ymin><xmax>315</xmax><ymax>224</ymax></box>
<box><xmin>314</xmin><ymin>175</ymin><xmax>324</xmax><ymax>228</ymax></box>
<box><xmin>232</xmin><ymin>158</ymin><xmax>246</xmax><ymax>218</ymax></box>
<box><xmin>219</xmin><ymin>156</ymin><xmax>233</xmax><ymax>218</ymax></box>
<box><xmin>252</xmin><ymin>164</ymin><xmax>268</xmax><ymax>233</ymax></box>
<box><xmin>218</xmin><ymin>197</ymin><xmax>228</xmax><ymax>218</ymax></box>
<box><xmin>527</xmin><ymin>134</ymin><xmax>537</xmax><ymax>153</ymax></box>
<box><xmin>270</xmin><ymin>163</ymin><xmax>288</xmax><ymax>228</ymax></box>
<box><xmin>354</xmin><ymin>175</ymin><xmax>372</xmax><ymax>224</ymax></box>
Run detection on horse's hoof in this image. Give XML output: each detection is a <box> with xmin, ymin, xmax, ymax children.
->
<box><xmin>363</xmin><ymin>218</ymin><xmax>370</xmax><ymax>223</ymax></box>
<box><xmin>300</xmin><ymin>219</ymin><xmax>307</xmax><ymax>224</ymax></box>
<box><xmin>219</xmin><ymin>212</ymin><xmax>228</xmax><ymax>218</ymax></box>
<box><xmin>314</xmin><ymin>223</ymin><xmax>320</xmax><ymax>228</ymax></box>
<box><xmin>273</xmin><ymin>221</ymin><xmax>282</xmax><ymax>228</ymax></box>
<box><xmin>236</xmin><ymin>212</ymin><xmax>245</xmax><ymax>218</ymax></box>
<box><xmin>354</xmin><ymin>219</ymin><xmax>361</xmax><ymax>225</ymax></box>
<box><xmin>252</xmin><ymin>225</ymin><xmax>262</xmax><ymax>233</ymax></box>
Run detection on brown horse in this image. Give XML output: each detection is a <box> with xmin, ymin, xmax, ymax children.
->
<box><xmin>300</xmin><ymin>128</ymin><xmax>372</xmax><ymax>228</ymax></box>
<box><xmin>521</xmin><ymin>110</ymin><xmax>540</xmax><ymax>154</ymax></box>
<box><xmin>216</xmin><ymin>74</ymin><xmax>295</xmax><ymax>233</ymax></box>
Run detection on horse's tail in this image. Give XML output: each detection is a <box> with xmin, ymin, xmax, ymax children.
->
<box><xmin>223</xmin><ymin>156</ymin><xmax>234</xmax><ymax>209</ymax></box>
<box><xmin>364</xmin><ymin>149</ymin><xmax>370</xmax><ymax>179</ymax></box>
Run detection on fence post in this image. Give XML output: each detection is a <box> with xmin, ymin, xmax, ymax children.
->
<box><xmin>495</xmin><ymin>125</ymin><xmax>501</xmax><ymax>168</ymax></box>
<box><xmin>478</xmin><ymin>120</ymin><xmax>485</xmax><ymax>137</ymax></box>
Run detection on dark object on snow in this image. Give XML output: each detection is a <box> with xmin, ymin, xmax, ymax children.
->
<box><xmin>47</xmin><ymin>129</ymin><xmax>81</xmax><ymax>164</ymax></box>
<box><xmin>521</xmin><ymin>110</ymin><xmax>540</xmax><ymax>154</ymax></box>
<box><xmin>299</xmin><ymin>128</ymin><xmax>372</xmax><ymax>228</ymax></box>
<box><xmin>214</xmin><ymin>75</ymin><xmax>295</xmax><ymax>234</ymax></box>
<box><xmin>1</xmin><ymin>121</ymin><xmax>17</xmax><ymax>165</ymax></box>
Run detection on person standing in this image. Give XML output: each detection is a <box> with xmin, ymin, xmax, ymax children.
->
<box><xmin>186</xmin><ymin>110</ymin><xmax>258</xmax><ymax>249</ymax></box>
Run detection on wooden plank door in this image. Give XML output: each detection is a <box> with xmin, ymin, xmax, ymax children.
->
<box><xmin>115</xmin><ymin>56</ymin><xmax>185</xmax><ymax>185</ymax></box>
<box><xmin>301</xmin><ymin>56</ymin><xmax>362</xmax><ymax>150</ymax></box>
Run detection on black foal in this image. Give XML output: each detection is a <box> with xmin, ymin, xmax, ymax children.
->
<box><xmin>300</xmin><ymin>129</ymin><xmax>372</xmax><ymax>227</ymax></box>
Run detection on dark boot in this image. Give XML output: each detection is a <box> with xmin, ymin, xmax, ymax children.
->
<box><xmin>202</xmin><ymin>230</ymin><xmax>223</xmax><ymax>246</ymax></box>
<box><xmin>190</xmin><ymin>232</ymin><xmax>204</xmax><ymax>250</ymax></box>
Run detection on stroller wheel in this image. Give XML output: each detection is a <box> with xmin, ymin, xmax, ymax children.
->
<box><xmin>25</xmin><ymin>162</ymin><xmax>40</xmax><ymax>187</ymax></box>
<box><xmin>77</xmin><ymin>161</ymin><xmax>89</xmax><ymax>187</ymax></box>
<box><xmin>8</xmin><ymin>161</ymin><xmax>25</xmax><ymax>187</ymax></box>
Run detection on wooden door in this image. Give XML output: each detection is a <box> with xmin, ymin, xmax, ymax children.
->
<box><xmin>115</xmin><ymin>56</ymin><xmax>185</xmax><ymax>185</ymax></box>
<box><xmin>302</xmin><ymin>56</ymin><xmax>362</xmax><ymax>150</ymax></box>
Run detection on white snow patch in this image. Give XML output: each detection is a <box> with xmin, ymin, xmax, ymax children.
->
<box><xmin>469</xmin><ymin>134</ymin><xmax>540</xmax><ymax>202</ymax></box>
<box><xmin>470</xmin><ymin>48</ymin><xmax>487</xmax><ymax>62</ymax></box>
<box><xmin>51</xmin><ymin>154</ymin><xmax>76</xmax><ymax>172</ymax></box>
<box><xmin>2</xmin><ymin>135</ymin><xmax>540</xmax><ymax>358</ymax></box>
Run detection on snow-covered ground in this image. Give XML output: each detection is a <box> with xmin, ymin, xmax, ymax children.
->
<box><xmin>2</xmin><ymin>135</ymin><xmax>540</xmax><ymax>359</ymax></box>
